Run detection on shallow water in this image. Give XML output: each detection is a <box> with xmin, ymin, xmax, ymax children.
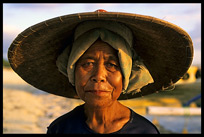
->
<box><xmin>145</xmin><ymin>115</ymin><xmax>201</xmax><ymax>134</ymax></box>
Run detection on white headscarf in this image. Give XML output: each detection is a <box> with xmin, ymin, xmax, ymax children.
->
<box><xmin>56</xmin><ymin>20</ymin><xmax>153</xmax><ymax>94</ymax></box>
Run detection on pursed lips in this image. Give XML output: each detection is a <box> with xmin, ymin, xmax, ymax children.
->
<box><xmin>85</xmin><ymin>90</ymin><xmax>110</xmax><ymax>92</ymax></box>
<box><xmin>85</xmin><ymin>90</ymin><xmax>111</xmax><ymax>95</ymax></box>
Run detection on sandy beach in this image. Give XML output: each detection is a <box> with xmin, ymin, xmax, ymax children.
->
<box><xmin>3</xmin><ymin>68</ymin><xmax>84</xmax><ymax>133</ymax></box>
<box><xmin>3</xmin><ymin>68</ymin><xmax>200</xmax><ymax>134</ymax></box>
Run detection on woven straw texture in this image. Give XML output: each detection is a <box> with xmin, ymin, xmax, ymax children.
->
<box><xmin>8</xmin><ymin>11</ymin><xmax>193</xmax><ymax>100</ymax></box>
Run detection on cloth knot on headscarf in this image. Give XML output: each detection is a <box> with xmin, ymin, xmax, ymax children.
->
<box><xmin>56</xmin><ymin>20</ymin><xmax>154</xmax><ymax>94</ymax></box>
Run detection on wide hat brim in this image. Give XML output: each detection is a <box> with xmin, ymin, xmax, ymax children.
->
<box><xmin>8</xmin><ymin>11</ymin><xmax>193</xmax><ymax>100</ymax></box>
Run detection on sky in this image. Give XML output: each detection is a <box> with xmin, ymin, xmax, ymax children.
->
<box><xmin>3</xmin><ymin>3</ymin><xmax>201</xmax><ymax>65</ymax></box>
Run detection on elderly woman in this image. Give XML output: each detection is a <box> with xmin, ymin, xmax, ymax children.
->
<box><xmin>8</xmin><ymin>10</ymin><xmax>193</xmax><ymax>134</ymax></box>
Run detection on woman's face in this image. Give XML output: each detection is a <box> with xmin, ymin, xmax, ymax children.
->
<box><xmin>75</xmin><ymin>40</ymin><xmax>123</xmax><ymax>108</ymax></box>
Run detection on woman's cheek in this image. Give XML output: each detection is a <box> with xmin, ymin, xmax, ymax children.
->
<box><xmin>113</xmin><ymin>72</ymin><xmax>123</xmax><ymax>84</ymax></box>
<box><xmin>75</xmin><ymin>68</ymin><xmax>90</xmax><ymax>99</ymax></box>
<box><xmin>108</xmin><ymin>72</ymin><xmax>123</xmax><ymax>92</ymax></box>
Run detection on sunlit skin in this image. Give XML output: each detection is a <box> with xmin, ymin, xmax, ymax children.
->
<box><xmin>74</xmin><ymin>40</ymin><xmax>131</xmax><ymax>133</ymax></box>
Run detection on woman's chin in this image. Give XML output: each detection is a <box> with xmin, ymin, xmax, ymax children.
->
<box><xmin>84</xmin><ymin>96</ymin><xmax>113</xmax><ymax>108</ymax></box>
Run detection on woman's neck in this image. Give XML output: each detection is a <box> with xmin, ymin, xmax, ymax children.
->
<box><xmin>84</xmin><ymin>101</ymin><xmax>130</xmax><ymax>134</ymax></box>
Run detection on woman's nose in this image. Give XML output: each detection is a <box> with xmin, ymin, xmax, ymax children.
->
<box><xmin>91</xmin><ymin>63</ymin><xmax>106</xmax><ymax>83</ymax></box>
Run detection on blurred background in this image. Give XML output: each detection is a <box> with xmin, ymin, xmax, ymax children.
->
<box><xmin>3</xmin><ymin>3</ymin><xmax>201</xmax><ymax>134</ymax></box>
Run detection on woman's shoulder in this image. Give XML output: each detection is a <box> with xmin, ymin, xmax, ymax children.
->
<box><xmin>50</xmin><ymin>104</ymin><xmax>84</xmax><ymax>125</ymax></box>
<box><xmin>118</xmin><ymin>108</ymin><xmax>160</xmax><ymax>134</ymax></box>
<box><xmin>47</xmin><ymin>104</ymin><xmax>85</xmax><ymax>134</ymax></box>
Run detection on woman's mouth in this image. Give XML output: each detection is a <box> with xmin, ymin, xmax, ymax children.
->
<box><xmin>85</xmin><ymin>90</ymin><xmax>111</xmax><ymax>96</ymax></box>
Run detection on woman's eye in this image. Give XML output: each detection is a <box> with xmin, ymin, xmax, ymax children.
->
<box><xmin>82</xmin><ymin>62</ymin><xmax>94</xmax><ymax>68</ymax></box>
<box><xmin>106</xmin><ymin>63</ymin><xmax>115</xmax><ymax>67</ymax></box>
<box><xmin>106</xmin><ymin>63</ymin><xmax>118</xmax><ymax>71</ymax></box>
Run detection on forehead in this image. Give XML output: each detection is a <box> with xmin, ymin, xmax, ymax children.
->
<box><xmin>83</xmin><ymin>40</ymin><xmax>118</xmax><ymax>58</ymax></box>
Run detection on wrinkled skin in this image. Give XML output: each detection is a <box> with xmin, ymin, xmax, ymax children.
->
<box><xmin>75</xmin><ymin>40</ymin><xmax>123</xmax><ymax>108</ymax></box>
<box><xmin>74</xmin><ymin>40</ymin><xmax>130</xmax><ymax>134</ymax></box>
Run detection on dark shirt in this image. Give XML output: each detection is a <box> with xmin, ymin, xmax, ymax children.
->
<box><xmin>47</xmin><ymin>104</ymin><xmax>159</xmax><ymax>134</ymax></box>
